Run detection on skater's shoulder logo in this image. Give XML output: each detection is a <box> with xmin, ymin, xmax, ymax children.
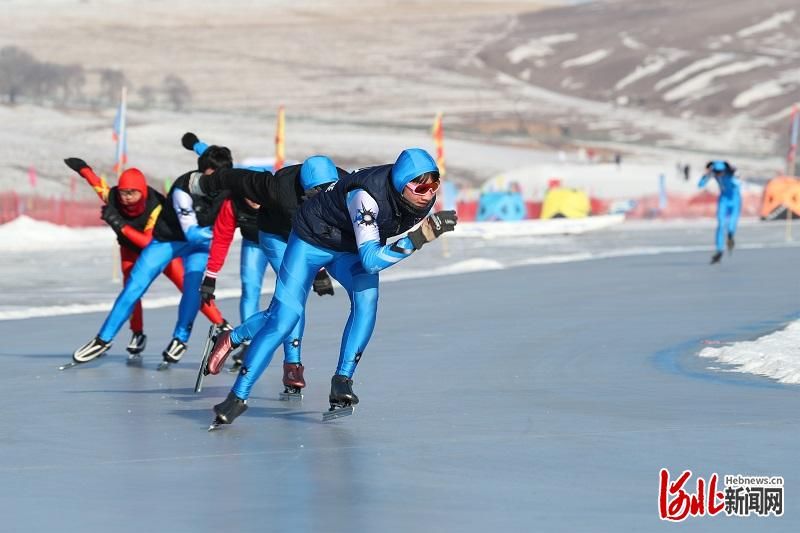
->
<box><xmin>658</xmin><ymin>468</ymin><xmax>784</xmax><ymax>521</ymax></box>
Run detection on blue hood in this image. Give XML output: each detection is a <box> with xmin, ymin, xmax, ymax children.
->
<box><xmin>300</xmin><ymin>155</ymin><xmax>339</xmax><ymax>190</ymax></box>
<box><xmin>711</xmin><ymin>160</ymin><xmax>727</xmax><ymax>172</ymax></box>
<box><xmin>391</xmin><ymin>148</ymin><xmax>438</xmax><ymax>192</ymax></box>
<box><xmin>193</xmin><ymin>141</ymin><xmax>209</xmax><ymax>157</ymax></box>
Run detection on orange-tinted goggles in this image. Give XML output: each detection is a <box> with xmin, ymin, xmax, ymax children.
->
<box><xmin>405</xmin><ymin>179</ymin><xmax>440</xmax><ymax>195</ymax></box>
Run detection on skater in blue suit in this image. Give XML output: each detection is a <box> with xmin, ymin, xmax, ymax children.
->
<box><xmin>699</xmin><ymin>160</ymin><xmax>741</xmax><ymax>264</ymax></box>
<box><xmin>205</xmin><ymin>148</ymin><xmax>458</xmax><ymax>427</ymax></box>
<box><xmin>184</xmin><ymin>136</ymin><xmax>346</xmax><ymax>393</ymax></box>
<box><xmin>69</xmin><ymin>146</ymin><xmax>234</xmax><ymax>368</ymax></box>
<box><xmin>182</xmin><ymin>133</ymin><xmax>265</xmax><ymax>370</ymax></box>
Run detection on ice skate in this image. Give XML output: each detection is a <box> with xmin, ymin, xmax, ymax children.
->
<box><xmin>228</xmin><ymin>343</ymin><xmax>248</xmax><ymax>374</ymax></box>
<box><xmin>206</xmin><ymin>330</ymin><xmax>238</xmax><ymax>376</ymax></box>
<box><xmin>194</xmin><ymin>324</ymin><xmax>220</xmax><ymax>393</ymax></box>
<box><xmin>726</xmin><ymin>234</ymin><xmax>735</xmax><ymax>254</ymax></box>
<box><xmin>323</xmin><ymin>374</ymin><xmax>357</xmax><ymax>421</ymax></box>
<box><xmin>710</xmin><ymin>251</ymin><xmax>723</xmax><ymax>264</ymax></box>
<box><xmin>126</xmin><ymin>331</ymin><xmax>147</xmax><ymax>355</ymax></box>
<box><xmin>209</xmin><ymin>392</ymin><xmax>248</xmax><ymax>430</ymax></box>
<box><xmin>126</xmin><ymin>352</ymin><xmax>143</xmax><ymax>366</ymax></box>
<box><xmin>158</xmin><ymin>337</ymin><xmax>187</xmax><ymax>370</ymax></box>
<box><xmin>61</xmin><ymin>336</ymin><xmax>111</xmax><ymax>369</ymax></box>
<box><xmin>279</xmin><ymin>362</ymin><xmax>305</xmax><ymax>401</ymax></box>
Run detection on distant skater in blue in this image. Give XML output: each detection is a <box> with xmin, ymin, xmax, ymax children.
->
<box><xmin>699</xmin><ymin>160</ymin><xmax>741</xmax><ymax>264</ymax></box>
<box><xmin>205</xmin><ymin>148</ymin><xmax>458</xmax><ymax>427</ymax></box>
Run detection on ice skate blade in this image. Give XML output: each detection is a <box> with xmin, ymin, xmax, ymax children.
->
<box><xmin>208</xmin><ymin>417</ymin><xmax>227</xmax><ymax>431</ymax></box>
<box><xmin>156</xmin><ymin>361</ymin><xmax>171</xmax><ymax>371</ymax></box>
<box><xmin>59</xmin><ymin>350</ymin><xmax>107</xmax><ymax>370</ymax></box>
<box><xmin>194</xmin><ymin>325</ymin><xmax>219</xmax><ymax>393</ymax></box>
<box><xmin>322</xmin><ymin>406</ymin><xmax>354</xmax><ymax>422</ymax></box>
<box><xmin>279</xmin><ymin>391</ymin><xmax>303</xmax><ymax>401</ymax></box>
<box><xmin>227</xmin><ymin>364</ymin><xmax>242</xmax><ymax>374</ymax></box>
<box><xmin>194</xmin><ymin>368</ymin><xmax>206</xmax><ymax>393</ymax></box>
<box><xmin>126</xmin><ymin>354</ymin><xmax>143</xmax><ymax>366</ymax></box>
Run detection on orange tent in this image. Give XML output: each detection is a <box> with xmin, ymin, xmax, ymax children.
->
<box><xmin>760</xmin><ymin>176</ymin><xmax>800</xmax><ymax>220</ymax></box>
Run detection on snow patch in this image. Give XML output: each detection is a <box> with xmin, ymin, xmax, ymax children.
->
<box><xmin>449</xmin><ymin>216</ymin><xmax>625</xmax><ymax>239</ymax></box>
<box><xmin>615</xmin><ymin>50</ymin><xmax>687</xmax><ymax>91</ymax></box>
<box><xmin>737</xmin><ymin>10</ymin><xmax>796</xmax><ymax>38</ymax></box>
<box><xmin>698</xmin><ymin>320</ymin><xmax>800</xmax><ymax>384</ymax></box>
<box><xmin>663</xmin><ymin>57</ymin><xmax>777</xmax><ymax>102</ymax></box>
<box><xmin>506</xmin><ymin>33</ymin><xmax>577</xmax><ymax>64</ymax></box>
<box><xmin>620</xmin><ymin>33</ymin><xmax>643</xmax><ymax>50</ymax></box>
<box><xmin>732</xmin><ymin>68</ymin><xmax>800</xmax><ymax>108</ymax></box>
<box><xmin>0</xmin><ymin>216</ymin><xmax>112</xmax><ymax>252</ymax></box>
<box><xmin>0</xmin><ymin>287</ymin><xmax>262</xmax><ymax>321</ymax></box>
<box><xmin>654</xmin><ymin>54</ymin><xmax>733</xmax><ymax>91</ymax></box>
<box><xmin>732</xmin><ymin>80</ymin><xmax>787</xmax><ymax>108</ymax></box>
<box><xmin>561</xmin><ymin>49</ymin><xmax>610</xmax><ymax>68</ymax></box>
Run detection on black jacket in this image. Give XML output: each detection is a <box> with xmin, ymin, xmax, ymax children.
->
<box><xmin>109</xmin><ymin>185</ymin><xmax>164</xmax><ymax>251</ymax></box>
<box><xmin>293</xmin><ymin>165</ymin><xmax>429</xmax><ymax>253</ymax></box>
<box><xmin>152</xmin><ymin>171</ymin><xmax>229</xmax><ymax>242</ymax></box>
<box><xmin>200</xmin><ymin>165</ymin><xmax>349</xmax><ymax>241</ymax></box>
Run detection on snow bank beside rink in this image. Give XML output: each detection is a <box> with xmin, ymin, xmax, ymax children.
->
<box><xmin>698</xmin><ymin>321</ymin><xmax>800</xmax><ymax>384</ymax></box>
<box><xmin>450</xmin><ymin>215</ymin><xmax>624</xmax><ymax>239</ymax></box>
<box><xmin>0</xmin><ymin>216</ymin><xmax>113</xmax><ymax>252</ymax></box>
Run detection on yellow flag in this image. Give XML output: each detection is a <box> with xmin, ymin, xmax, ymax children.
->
<box><xmin>274</xmin><ymin>105</ymin><xmax>285</xmax><ymax>171</ymax></box>
<box><xmin>432</xmin><ymin>111</ymin><xmax>446</xmax><ymax>177</ymax></box>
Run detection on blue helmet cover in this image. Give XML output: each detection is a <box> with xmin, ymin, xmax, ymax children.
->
<box><xmin>300</xmin><ymin>155</ymin><xmax>339</xmax><ymax>190</ymax></box>
<box><xmin>711</xmin><ymin>160</ymin><xmax>727</xmax><ymax>172</ymax></box>
<box><xmin>391</xmin><ymin>148</ymin><xmax>439</xmax><ymax>192</ymax></box>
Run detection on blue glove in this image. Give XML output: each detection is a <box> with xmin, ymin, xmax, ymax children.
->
<box><xmin>185</xmin><ymin>225</ymin><xmax>213</xmax><ymax>244</ymax></box>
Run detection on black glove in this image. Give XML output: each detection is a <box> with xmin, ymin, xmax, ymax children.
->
<box><xmin>64</xmin><ymin>157</ymin><xmax>89</xmax><ymax>173</ymax></box>
<box><xmin>407</xmin><ymin>210</ymin><xmax>458</xmax><ymax>250</ymax></box>
<box><xmin>312</xmin><ymin>269</ymin><xmax>334</xmax><ymax>296</ymax></box>
<box><xmin>100</xmin><ymin>204</ymin><xmax>125</xmax><ymax>232</ymax></box>
<box><xmin>181</xmin><ymin>132</ymin><xmax>199</xmax><ymax>151</ymax></box>
<box><xmin>200</xmin><ymin>276</ymin><xmax>216</xmax><ymax>303</ymax></box>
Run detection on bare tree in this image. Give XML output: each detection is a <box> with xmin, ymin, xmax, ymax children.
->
<box><xmin>60</xmin><ymin>64</ymin><xmax>85</xmax><ymax>103</ymax></box>
<box><xmin>0</xmin><ymin>46</ymin><xmax>36</xmax><ymax>104</ymax></box>
<box><xmin>29</xmin><ymin>62</ymin><xmax>64</xmax><ymax>103</ymax></box>
<box><xmin>162</xmin><ymin>74</ymin><xmax>191</xmax><ymax>111</ymax></box>
<box><xmin>137</xmin><ymin>84</ymin><xmax>157</xmax><ymax>108</ymax></box>
<box><xmin>98</xmin><ymin>68</ymin><xmax>126</xmax><ymax>104</ymax></box>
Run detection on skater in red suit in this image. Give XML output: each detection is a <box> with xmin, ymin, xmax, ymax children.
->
<box><xmin>64</xmin><ymin>158</ymin><xmax>228</xmax><ymax>358</ymax></box>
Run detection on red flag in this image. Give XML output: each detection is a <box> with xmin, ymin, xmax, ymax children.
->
<box><xmin>432</xmin><ymin>112</ymin><xmax>446</xmax><ymax>177</ymax></box>
<box><xmin>28</xmin><ymin>166</ymin><xmax>37</xmax><ymax>188</ymax></box>
<box><xmin>788</xmin><ymin>104</ymin><xmax>799</xmax><ymax>175</ymax></box>
<box><xmin>274</xmin><ymin>105</ymin><xmax>286</xmax><ymax>171</ymax></box>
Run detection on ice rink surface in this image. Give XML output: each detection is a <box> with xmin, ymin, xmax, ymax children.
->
<box><xmin>1</xmin><ymin>225</ymin><xmax>799</xmax><ymax>531</ymax></box>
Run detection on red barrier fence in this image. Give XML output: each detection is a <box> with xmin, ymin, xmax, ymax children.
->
<box><xmin>0</xmin><ymin>192</ymin><xmax>103</xmax><ymax>226</ymax></box>
<box><xmin>1</xmin><ymin>191</ymin><xmax>763</xmax><ymax>227</ymax></box>
<box><xmin>624</xmin><ymin>191</ymin><xmax>762</xmax><ymax>219</ymax></box>
<box><xmin>454</xmin><ymin>193</ymin><xmax>760</xmax><ymax>221</ymax></box>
